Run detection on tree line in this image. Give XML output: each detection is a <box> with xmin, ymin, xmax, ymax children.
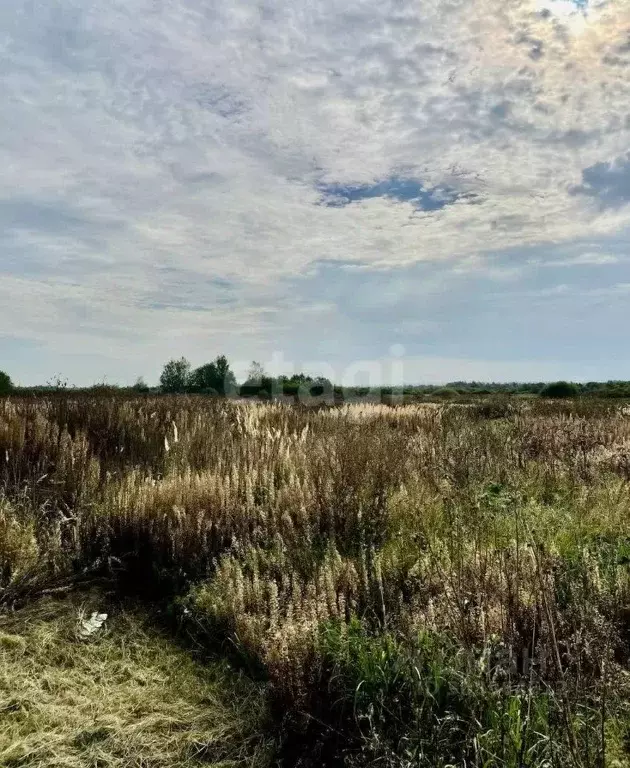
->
<box><xmin>0</xmin><ymin>358</ymin><xmax>334</xmax><ymax>399</ymax></box>
<box><xmin>4</xmin><ymin>360</ymin><xmax>630</xmax><ymax>400</ymax></box>
<box><xmin>159</xmin><ymin>356</ymin><xmax>333</xmax><ymax>398</ymax></box>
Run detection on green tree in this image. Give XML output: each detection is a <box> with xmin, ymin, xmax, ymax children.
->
<box><xmin>540</xmin><ymin>381</ymin><xmax>578</xmax><ymax>398</ymax></box>
<box><xmin>0</xmin><ymin>370</ymin><xmax>13</xmax><ymax>395</ymax></box>
<box><xmin>190</xmin><ymin>355</ymin><xmax>237</xmax><ymax>396</ymax></box>
<box><xmin>159</xmin><ymin>358</ymin><xmax>191</xmax><ymax>393</ymax></box>
<box><xmin>213</xmin><ymin>355</ymin><xmax>237</xmax><ymax>395</ymax></box>
<box><xmin>190</xmin><ymin>363</ymin><xmax>217</xmax><ymax>393</ymax></box>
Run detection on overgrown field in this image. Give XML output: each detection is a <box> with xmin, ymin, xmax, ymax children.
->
<box><xmin>2</xmin><ymin>395</ymin><xmax>630</xmax><ymax>766</ymax></box>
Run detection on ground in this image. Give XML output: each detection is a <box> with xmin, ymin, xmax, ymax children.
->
<box><xmin>0</xmin><ymin>590</ymin><xmax>272</xmax><ymax>768</ymax></box>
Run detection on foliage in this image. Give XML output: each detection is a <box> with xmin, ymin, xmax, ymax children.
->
<box><xmin>317</xmin><ymin>620</ymin><xmax>585</xmax><ymax>767</ymax></box>
<box><xmin>159</xmin><ymin>357</ymin><xmax>191</xmax><ymax>393</ymax></box>
<box><xmin>541</xmin><ymin>380</ymin><xmax>579</xmax><ymax>398</ymax></box>
<box><xmin>15</xmin><ymin>362</ymin><xmax>630</xmax><ymax>401</ymax></box>
<box><xmin>190</xmin><ymin>355</ymin><xmax>237</xmax><ymax>395</ymax></box>
<box><xmin>432</xmin><ymin>386</ymin><xmax>459</xmax><ymax>399</ymax></box>
<box><xmin>240</xmin><ymin>361</ymin><xmax>275</xmax><ymax>398</ymax></box>
<box><xmin>280</xmin><ymin>374</ymin><xmax>333</xmax><ymax>398</ymax></box>
<box><xmin>0</xmin><ymin>371</ymin><xmax>13</xmax><ymax>395</ymax></box>
<box><xmin>132</xmin><ymin>376</ymin><xmax>150</xmax><ymax>393</ymax></box>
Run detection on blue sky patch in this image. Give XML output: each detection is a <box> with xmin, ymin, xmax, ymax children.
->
<box><xmin>317</xmin><ymin>177</ymin><xmax>470</xmax><ymax>211</ymax></box>
<box><xmin>571</xmin><ymin>152</ymin><xmax>630</xmax><ymax>208</ymax></box>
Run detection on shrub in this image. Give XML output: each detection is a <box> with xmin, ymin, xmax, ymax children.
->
<box><xmin>540</xmin><ymin>381</ymin><xmax>579</xmax><ymax>398</ymax></box>
<box><xmin>132</xmin><ymin>377</ymin><xmax>150</xmax><ymax>393</ymax></box>
<box><xmin>432</xmin><ymin>387</ymin><xmax>459</xmax><ymax>399</ymax></box>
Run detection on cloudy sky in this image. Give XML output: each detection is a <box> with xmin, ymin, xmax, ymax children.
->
<box><xmin>2</xmin><ymin>0</ymin><xmax>630</xmax><ymax>385</ymax></box>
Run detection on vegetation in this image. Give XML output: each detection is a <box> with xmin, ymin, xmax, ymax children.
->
<box><xmin>159</xmin><ymin>357</ymin><xmax>192</xmax><ymax>393</ymax></box>
<box><xmin>132</xmin><ymin>376</ymin><xmax>150</xmax><ymax>393</ymax></box>
<box><xmin>431</xmin><ymin>386</ymin><xmax>460</xmax><ymax>399</ymax></box>
<box><xmin>0</xmin><ymin>370</ymin><xmax>12</xmax><ymax>396</ymax></box>
<box><xmin>9</xmin><ymin>356</ymin><xmax>630</xmax><ymax>401</ymax></box>
<box><xmin>541</xmin><ymin>381</ymin><xmax>580</xmax><ymax>398</ymax></box>
<box><xmin>189</xmin><ymin>355</ymin><xmax>237</xmax><ymax>395</ymax></box>
<box><xmin>2</xmin><ymin>393</ymin><xmax>630</xmax><ymax>765</ymax></box>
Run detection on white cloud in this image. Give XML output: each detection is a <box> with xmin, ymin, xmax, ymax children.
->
<box><xmin>2</xmin><ymin>0</ymin><xmax>630</xmax><ymax>382</ymax></box>
<box><xmin>539</xmin><ymin>251</ymin><xmax>622</xmax><ymax>266</ymax></box>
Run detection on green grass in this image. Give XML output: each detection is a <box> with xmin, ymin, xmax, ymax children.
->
<box><xmin>0</xmin><ymin>591</ymin><xmax>273</xmax><ymax>768</ymax></box>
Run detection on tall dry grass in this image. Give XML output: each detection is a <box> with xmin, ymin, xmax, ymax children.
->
<box><xmin>1</xmin><ymin>395</ymin><xmax>630</xmax><ymax>765</ymax></box>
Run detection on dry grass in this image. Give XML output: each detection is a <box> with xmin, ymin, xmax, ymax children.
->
<box><xmin>0</xmin><ymin>591</ymin><xmax>272</xmax><ymax>768</ymax></box>
<box><xmin>2</xmin><ymin>395</ymin><xmax>630</xmax><ymax>765</ymax></box>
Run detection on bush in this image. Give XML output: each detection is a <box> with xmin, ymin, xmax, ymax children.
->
<box><xmin>132</xmin><ymin>377</ymin><xmax>150</xmax><ymax>393</ymax></box>
<box><xmin>240</xmin><ymin>377</ymin><xmax>274</xmax><ymax>399</ymax></box>
<box><xmin>467</xmin><ymin>396</ymin><xmax>516</xmax><ymax>420</ymax></box>
<box><xmin>432</xmin><ymin>387</ymin><xmax>459</xmax><ymax>399</ymax></box>
<box><xmin>540</xmin><ymin>381</ymin><xmax>578</xmax><ymax>398</ymax></box>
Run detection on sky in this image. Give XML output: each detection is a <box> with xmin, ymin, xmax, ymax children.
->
<box><xmin>2</xmin><ymin>0</ymin><xmax>630</xmax><ymax>386</ymax></box>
